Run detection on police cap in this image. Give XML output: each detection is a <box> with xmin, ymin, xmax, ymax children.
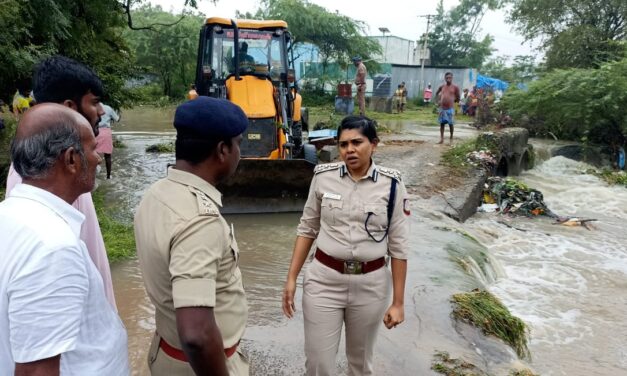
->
<box><xmin>174</xmin><ymin>97</ymin><xmax>248</xmax><ymax>139</ymax></box>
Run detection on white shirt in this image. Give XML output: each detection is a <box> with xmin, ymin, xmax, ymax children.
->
<box><xmin>98</xmin><ymin>104</ymin><xmax>120</xmax><ymax>129</ymax></box>
<box><xmin>0</xmin><ymin>184</ymin><xmax>129</xmax><ymax>375</ymax></box>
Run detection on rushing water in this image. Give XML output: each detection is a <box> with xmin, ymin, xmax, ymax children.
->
<box><xmin>106</xmin><ymin>107</ymin><xmax>627</xmax><ymax>375</ymax></box>
<box><xmin>463</xmin><ymin>156</ymin><xmax>627</xmax><ymax>375</ymax></box>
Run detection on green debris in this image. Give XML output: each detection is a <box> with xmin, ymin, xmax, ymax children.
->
<box><xmin>145</xmin><ymin>142</ymin><xmax>174</xmax><ymax>153</ymax></box>
<box><xmin>480</xmin><ymin>177</ymin><xmax>555</xmax><ymax>217</ymax></box>
<box><xmin>586</xmin><ymin>168</ymin><xmax>627</xmax><ymax>187</ymax></box>
<box><xmin>112</xmin><ymin>136</ymin><xmax>127</xmax><ymax>149</ymax></box>
<box><xmin>452</xmin><ymin>289</ymin><xmax>531</xmax><ymax>360</ymax></box>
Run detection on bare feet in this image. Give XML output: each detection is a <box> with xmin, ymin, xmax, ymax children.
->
<box><xmin>437</xmin><ymin>140</ymin><xmax>444</xmax><ymax>144</ymax></box>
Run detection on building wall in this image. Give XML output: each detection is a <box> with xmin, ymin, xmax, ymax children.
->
<box><xmin>388</xmin><ymin>66</ymin><xmax>477</xmax><ymax>99</ymax></box>
<box><xmin>371</xmin><ymin>36</ymin><xmax>415</xmax><ymax>65</ymax></box>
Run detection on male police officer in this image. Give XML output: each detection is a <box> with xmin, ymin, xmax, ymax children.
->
<box><xmin>134</xmin><ymin>97</ymin><xmax>249</xmax><ymax>375</ymax></box>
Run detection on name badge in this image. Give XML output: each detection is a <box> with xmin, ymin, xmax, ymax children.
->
<box><xmin>323</xmin><ymin>192</ymin><xmax>342</xmax><ymax>200</ymax></box>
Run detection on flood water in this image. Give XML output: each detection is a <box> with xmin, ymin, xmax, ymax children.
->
<box><xmin>106</xmin><ymin>106</ymin><xmax>627</xmax><ymax>375</ymax></box>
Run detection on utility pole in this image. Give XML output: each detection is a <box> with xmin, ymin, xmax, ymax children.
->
<box><xmin>418</xmin><ymin>14</ymin><xmax>435</xmax><ymax>98</ymax></box>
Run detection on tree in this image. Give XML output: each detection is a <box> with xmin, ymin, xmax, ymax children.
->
<box><xmin>422</xmin><ymin>0</ymin><xmax>501</xmax><ymax>67</ymax></box>
<box><xmin>482</xmin><ymin>55</ymin><xmax>538</xmax><ymax>84</ymax></box>
<box><xmin>123</xmin><ymin>5</ymin><xmax>203</xmax><ymax>98</ymax></box>
<box><xmin>0</xmin><ymin>0</ymin><xmax>134</xmax><ymax>107</ymax></box>
<box><xmin>240</xmin><ymin>0</ymin><xmax>381</xmax><ymax>74</ymax></box>
<box><xmin>501</xmin><ymin>57</ymin><xmax>627</xmax><ymax>148</ymax></box>
<box><xmin>508</xmin><ymin>0</ymin><xmax>627</xmax><ymax>69</ymax></box>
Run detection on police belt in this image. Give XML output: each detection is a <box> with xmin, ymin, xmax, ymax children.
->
<box><xmin>315</xmin><ymin>248</ymin><xmax>385</xmax><ymax>275</ymax></box>
<box><xmin>159</xmin><ymin>337</ymin><xmax>239</xmax><ymax>362</ymax></box>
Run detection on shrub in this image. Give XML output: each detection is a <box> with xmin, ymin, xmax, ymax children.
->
<box><xmin>501</xmin><ymin>57</ymin><xmax>627</xmax><ymax>149</ymax></box>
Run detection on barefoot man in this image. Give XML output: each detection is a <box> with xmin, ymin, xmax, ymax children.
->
<box><xmin>435</xmin><ymin>72</ymin><xmax>460</xmax><ymax>144</ymax></box>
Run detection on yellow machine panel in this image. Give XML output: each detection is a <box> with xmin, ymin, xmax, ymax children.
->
<box><xmin>206</xmin><ymin>17</ymin><xmax>288</xmax><ymax>29</ymax></box>
<box><xmin>226</xmin><ymin>76</ymin><xmax>277</xmax><ymax>119</ymax></box>
<box><xmin>292</xmin><ymin>92</ymin><xmax>302</xmax><ymax>122</ymax></box>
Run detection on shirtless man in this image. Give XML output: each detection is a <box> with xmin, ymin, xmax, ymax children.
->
<box><xmin>435</xmin><ymin>72</ymin><xmax>461</xmax><ymax>144</ymax></box>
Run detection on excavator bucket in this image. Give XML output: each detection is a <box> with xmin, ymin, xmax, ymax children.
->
<box><xmin>218</xmin><ymin>158</ymin><xmax>316</xmax><ymax>213</ymax></box>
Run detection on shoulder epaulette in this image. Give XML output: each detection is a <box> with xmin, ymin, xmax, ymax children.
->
<box><xmin>377</xmin><ymin>166</ymin><xmax>403</xmax><ymax>182</ymax></box>
<box><xmin>191</xmin><ymin>188</ymin><xmax>220</xmax><ymax>217</ymax></box>
<box><xmin>314</xmin><ymin>163</ymin><xmax>341</xmax><ymax>174</ymax></box>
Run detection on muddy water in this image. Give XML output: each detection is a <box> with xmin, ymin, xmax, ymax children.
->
<box><xmin>463</xmin><ymin>156</ymin><xmax>627</xmax><ymax>376</ymax></box>
<box><xmin>107</xmin><ymin>106</ymin><xmax>626</xmax><ymax>375</ymax></box>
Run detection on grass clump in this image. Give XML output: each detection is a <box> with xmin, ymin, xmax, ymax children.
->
<box><xmin>441</xmin><ymin>138</ymin><xmax>479</xmax><ymax>170</ymax></box>
<box><xmin>587</xmin><ymin>168</ymin><xmax>627</xmax><ymax>187</ymax></box>
<box><xmin>112</xmin><ymin>136</ymin><xmax>126</xmax><ymax>149</ymax></box>
<box><xmin>431</xmin><ymin>351</ymin><xmax>484</xmax><ymax>376</ymax></box>
<box><xmin>92</xmin><ymin>188</ymin><xmax>135</xmax><ymax>262</ymax></box>
<box><xmin>452</xmin><ymin>289</ymin><xmax>530</xmax><ymax>360</ymax></box>
<box><xmin>146</xmin><ymin>142</ymin><xmax>174</xmax><ymax>153</ymax></box>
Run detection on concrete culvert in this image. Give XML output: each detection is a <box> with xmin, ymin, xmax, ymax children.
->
<box><xmin>496</xmin><ymin>157</ymin><xmax>508</xmax><ymax>176</ymax></box>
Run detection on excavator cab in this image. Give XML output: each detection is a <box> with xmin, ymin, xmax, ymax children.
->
<box><xmin>195</xmin><ymin>18</ymin><xmax>315</xmax><ymax>213</ymax></box>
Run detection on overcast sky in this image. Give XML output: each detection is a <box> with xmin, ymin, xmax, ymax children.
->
<box><xmin>149</xmin><ymin>0</ymin><xmax>540</xmax><ymax>61</ymax></box>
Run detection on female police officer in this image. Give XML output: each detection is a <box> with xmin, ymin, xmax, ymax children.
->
<box><xmin>282</xmin><ymin>115</ymin><xmax>409</xmax><ymax>375</ymax></box>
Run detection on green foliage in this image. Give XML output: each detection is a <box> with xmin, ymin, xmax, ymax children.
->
<box><xmin>0</xmin><ymin>115</ymin><xmax>17</xmax><ymax>187</ymax></box>
<box><xmin>0</xmin><ymin>0</ymin><xmax>134</xmax><ymax>107</ymax></box>
<box><xmin>452</xmin><ymin>289</ymin><xmax>530</xmax><ymax>359</ymax></box>
<box><xmin>509</xmin><ymin>0</ymin><xmax>627</xmax><ymax>69</ymax></box>
<box><xmin>422</xmin><ymin>0</ymin><xmax>501</xmax><ymax>67</ymax></box>
<box><xmin>587</xmin><ymin>169</ymin><xmax>627</xmax><ymax>187</ymax></box>
<box><xmin>122</xmin><ymin>5</ymin><xmax>203</xmax><ymax>100</ymax></box>
<box><xmin>243</xmin><ymin>0</ymin><xmax>382</xmax><ymax>73</ymax></box>
<box><xmin>501</xmin><ymin>57</ymin><xmax>627</xmax><ymax>147</ymax></box>
<box><xmin>92</xmin><ymin>188</ymin><xmax>135</xmax><ymax>262</ymax></box>
<box><xmin>146</xmin><ymin>142</ymin><xmax>174</xmax><ymax>153</ymax></box>
<box><xmin>441</xmin><ymin>138</ymin><xmax>481</xmax><ymax>170</ymax></box>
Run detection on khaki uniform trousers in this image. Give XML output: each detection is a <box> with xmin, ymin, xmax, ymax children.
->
<box><xmin>147</xmin><ymin>333</ymin><xmax>249</xmax><ymax>376</ymax></box>
<box><xmin>356</xmin><ymin>85</ymin><xmax>366</xmax><ymax>115</ymax></box>
<box><xmin>303</xmin><ymin>258</ymin><xmax>391</xmax><ymax>376</ymax></box>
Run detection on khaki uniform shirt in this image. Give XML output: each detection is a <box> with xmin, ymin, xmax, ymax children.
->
<box><xmin>297</xmin><ymin>161</ymin><xmax>409</xmax><ymax>261</ymax></box>
<box><xmin>134</xmin><ymin>168</ymin><xmax>247</xmax><ymax>350</ymax></box>
<box><xmin>355</xmin><ymin>62</ymin><xmax>367</xmax><ymax>86</ymax></box>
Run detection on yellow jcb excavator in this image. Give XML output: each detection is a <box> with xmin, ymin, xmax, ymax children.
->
<box><xmin>195</xmin><ymin>17</ymin><xmax>317</xmax><ymax>213</ymax></box>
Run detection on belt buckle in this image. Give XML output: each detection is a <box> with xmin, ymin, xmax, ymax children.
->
<box><xmin>343</xmin><ymin>260</ymin><xmax>362</xmax><ymax>274</ymax></box>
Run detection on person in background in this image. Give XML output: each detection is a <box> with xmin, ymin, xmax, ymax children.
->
<box><xmin>435</xmin><ymin>72</ymin><xmax>461</xmax><ymax>144</ymax></box>
<box><xmin>353</xmin><ymin>56</ymin><xmax>367</xmax><ymax>116</ymax></box>
<box><xmin>400</xmin><ymin>81</ymin><xmax>408</xmax><ymax>113</ymax></box>
<box><xmin>393</xmin><ymin>84</ymin><xmax>403</xmax><ymax>114</ymax></box>
<box><xmin>0</xmin><ymin>104</ymin><xmax>129</xmax><ymax>375</ymax></box>
<box><xmin>96</xmin><ymin>103</ymin><xmax>120</xmax><ymax>179</ymax></box>
<box><xmin>12</xmin><ymin>87</ymin><xmax>33</xmax><ymax>119</ymax></box>
<box><xmin>423</xmin><ymin>83</ymin><xmax>433</xmax><ymax>104</ymax></box>
<box><xmin>187</xmin><ymin>84</ymin><xmax>199</xmax><ymax>100</ymax></box>
<box><xmin>460</xmin><ymin>88</ymin><xmax>470</xmax><ymax>115</ymax></box>
<box><xmin>283</xmin><ymin>115</ymin><xmax>409</xmax><ymax>376</ymax></box>
<box><xmin>135</xmin><ymin>97</ymin><xmax>249</xmax><ymax>376</ymax></box>
<box><xmin>4</xmin><ymin>55</ymin><xmax>116</xmax><ymax>309</ymax></box>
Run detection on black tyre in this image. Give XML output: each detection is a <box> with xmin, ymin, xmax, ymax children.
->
<box><xmin>303</xmin><ymin>144</ymin><xmax>317</xmax><ymax>165</ymax></box>
<box><xmin>292</xmin><ymin>121</ymin><xmax>303</xmax><ymax>156</ymax></box>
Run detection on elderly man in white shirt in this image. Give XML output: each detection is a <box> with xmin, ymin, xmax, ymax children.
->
<box><xmin>0</xmin><ymin>104</ymin><xmax>129</xmax><ymax>375</ymax></box>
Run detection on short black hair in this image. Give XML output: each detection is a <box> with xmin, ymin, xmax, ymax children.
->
<box><xmin>337</xmin><ymin>115</ymin><xmax>378</xmax><ymax>143</ymax></box>
<box><xmin>33</xmin><ymin>56</ymin><xmax>104</xmax><ymax>104</ymax></box>
<box><xmin>175</xmin><ymin>132</ymin><xmax>233</xmax><ymax>165</ymax></box>
<box><xmin>445</xmin><ymin>72</ymin><xmax>453</xmax><ymax>77</ymax></box>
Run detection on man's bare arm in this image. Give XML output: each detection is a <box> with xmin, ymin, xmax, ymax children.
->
<box><xmin>177</xmin><ymin>307</ymin><xmax>229</xmax><ymax>376</ymax></box>
<box><xmin>15</xmin><ymin>356</ymin><xmax>60</xmax><ymax>376</ymax></box>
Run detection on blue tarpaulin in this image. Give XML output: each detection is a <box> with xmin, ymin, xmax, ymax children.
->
<box><xmin>476</xmin><ymin>74</ymin><xmax>509</xmax><ymax>91</ymax></box>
